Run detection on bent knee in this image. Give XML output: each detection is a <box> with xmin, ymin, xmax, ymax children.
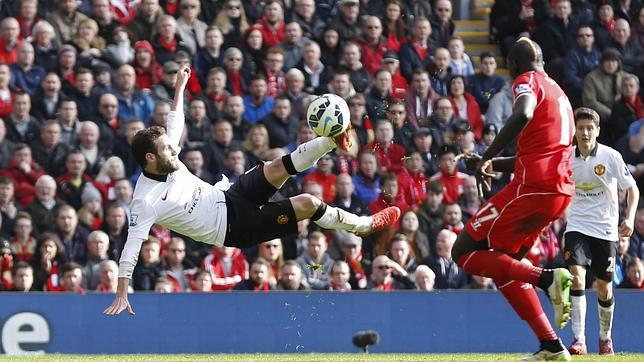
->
<box><xmin>291</xmin><ymin>194</ymin><xmax>322</xmax><ymax>218</ymax></box>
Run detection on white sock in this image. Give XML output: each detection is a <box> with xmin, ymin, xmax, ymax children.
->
<box><xmin>598</xmin><ymin>298</ymin><xmax>614</xmax><ymax>340</ymax></box>
<box><xmin>289</xmin><ymin>137</ymin><xmax>335</xmax><ymax>172</ymax></box>
<box><xmin>571</xmin><ymin>293</ymin><xmax>586</xmax><ymax>342</ymax></box>
<box><xmin>313</xmin><ymin>205</ymin><xmax>371</xmax><ymax>233</ymax></box>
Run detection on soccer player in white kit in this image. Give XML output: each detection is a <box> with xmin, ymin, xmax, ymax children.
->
<box><xmin>104</xmin><ymin>67</ymin><xmax>400</xmax><ymax>315</ymax></box>
<box><xmin>564</xmin><ymin>108</ymin><xmax>640</xmax><ymax>356</ymax></box>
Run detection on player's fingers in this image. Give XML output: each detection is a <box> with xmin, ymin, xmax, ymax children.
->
<box><xmin>127</xmin><ymin>303</ymin><xmax>135</xmax><ymax>316</ymax></box>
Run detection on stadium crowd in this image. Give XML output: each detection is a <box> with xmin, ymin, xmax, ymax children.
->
<box><xmin>0</xmin><ymin>0</ymin><xmax>643</xmax><ymax>294</ymax></box>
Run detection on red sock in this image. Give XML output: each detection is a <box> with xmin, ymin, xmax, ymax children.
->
<box><xmin>498</xmin><ymin>279</ymin><xmax>558</xmax><ymax>341</ymax></box>
<box><xmin>457</xmin><ymin>250</ymin><xmax>542</xmax><ymax>285</ymax></box>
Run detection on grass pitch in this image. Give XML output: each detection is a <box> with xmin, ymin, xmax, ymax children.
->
<box><xmin>0</xmin><ymin>354</ymin><xmax>643</xmax><ymax>362</ymax></box>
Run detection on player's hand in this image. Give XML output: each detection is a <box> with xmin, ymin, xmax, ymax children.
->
<box><xmin>619</xmin><ymin>218</ymin><xmax>635</xmax><ymax>238</ymax></box>
<box><xmin>103</xmin><ymin>295</ymin><xmax>135</xmax><ymax>316</ymax></box>
<box><xmin>176</xmin><ymin>66</ymin><xmax>191</xmax><ymax>89</ymax></box>
<box><xmin>475</xmin><ymin>158</ymin><xmax>494</xmax><ymax>197</ymax></box>
<box><xmin>456</xmin><ymin>152</ymin><xmax>482</xmax><ymax>173</ymax></box>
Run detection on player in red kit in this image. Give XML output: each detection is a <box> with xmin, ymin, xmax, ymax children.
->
<box><xmin>452</xmin><ymin>38</ymin><xmax>574</xmax><ymax>361</ymax></box>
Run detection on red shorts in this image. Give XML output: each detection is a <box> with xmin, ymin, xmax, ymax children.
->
<box><xmin>465</xmin><ymin>182</ymin><xmax>571</xmax><ymax>255</ymax></box>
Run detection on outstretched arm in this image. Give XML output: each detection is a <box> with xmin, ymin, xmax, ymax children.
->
<box><xmin>104</xmin><ymin>200</ymin><xmax>156</xmax><ymax>316</ymax></box>
<box><xmin>166</xmin><ymin>66</ymin><xmax>191</xmax><ymax>148</ymax></box>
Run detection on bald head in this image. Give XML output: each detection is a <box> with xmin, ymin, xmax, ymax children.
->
<box><xmin>507</xmin><ymin>37</ymin><xmax>543</xmax><ymax>78</ymax></box>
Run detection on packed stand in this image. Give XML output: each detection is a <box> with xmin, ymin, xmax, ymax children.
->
<box><xmin>0</xmin><ymin>0</ymin><xmax>643</xmax><ymax>294</ymax></box>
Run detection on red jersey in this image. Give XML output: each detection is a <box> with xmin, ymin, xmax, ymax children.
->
<box><xmin>512</xmin><ymin>71</ymin><xmax>574</xmax><ymax>195</ymax></box>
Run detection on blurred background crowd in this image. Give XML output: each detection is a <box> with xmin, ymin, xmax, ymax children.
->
<box><xmin>0</xmin><ymin>0</ymin><xmax>642</xmax><ymax>294</ymax></box>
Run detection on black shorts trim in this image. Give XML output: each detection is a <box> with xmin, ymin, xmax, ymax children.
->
<box><xmin>564</xmin><ymin>231</ymin><xmax>616</xmax><ymax>282</ymax></box>
<box><xmin>223</xmin><ymin>165</ymin><xmax>298</xmax><ymax>248</ymax></box>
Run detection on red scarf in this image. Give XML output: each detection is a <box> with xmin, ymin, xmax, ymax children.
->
<box><xmin>158</xmin><ymin>36</ymin><xmax>177</xmax><ymax>53</ymax></box>
<box><xmin>373</xmin><ymin>280</ymin><xmax>393</xmax><ymax>291</ymax></box>
<box><xmin>521</xmin><ymin>0</ymin><xmax>537</xmax><ymax>32</ymax></box>
<box><xmin>228</xmin><ymin>70</ymin><xmax>242</xmax><ymax>96</ymax></box>
<box><xmin>412</xmin><ymin>40</ymin><xmax>428</xmax><ymax>60</ymax></box>
<box><xmin>10</xmin><ymin>236</ymin><xmax>36</xmax><ymax>261</ymax></box>
<box><xmin>626</xmin><ymin>96</ymin><xmax>644</xmax><ymax>119</ymax></box>
<box><xmin>253</xmin><ymin>283</ymin><xmax>270</xmax><ymax>292</ymax></box>
<box><xmin>602</xmin><ymin>17</ymin><xmax>616</xmax><ymax>33</ymax></box>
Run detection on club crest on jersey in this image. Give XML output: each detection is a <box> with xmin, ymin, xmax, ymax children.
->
<box><xmin>130</xmin><ymin>214</ymin><xmax>138</xmax><ymax>227</ymax></box>
<box><xmin>594</xmin><ymin>164</ymin><xmax>606</xmax><ymax>176</ymax></box>
<box><xmin>514</xmin><ymin>83</ymin><xmax>531</xmax><ymax>95</ymax></box>
<box><xmin>276</xmin><ymin>214</ymin><xmax>289</xmax><ymax>224</ymax></box>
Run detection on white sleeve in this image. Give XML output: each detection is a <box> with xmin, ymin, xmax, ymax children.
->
<box><xmin>611</xmin><ymin>150</ymin><xmax>637</xmax><ymax>190</ymax></box>
<box><xmin>118</xmin><ymin>199</ymin><xmax>157</xmax><ymax>279</ymax></box>
<box><xmin>166</xmin><ymin>110</ymin><xmax>185</xmax><ymax>150</ymax></box>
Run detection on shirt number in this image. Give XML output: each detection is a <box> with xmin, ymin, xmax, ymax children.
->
<box><xmin>558</xmin><ymin>96</ymin><xmax>573</xmax><ymax>146</ymax></box>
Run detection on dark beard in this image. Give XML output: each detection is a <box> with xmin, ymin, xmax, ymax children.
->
<box><xmin>156</xmin><ymin>157</ymin><xmax>179</xmax><ymax>174</ymax></box>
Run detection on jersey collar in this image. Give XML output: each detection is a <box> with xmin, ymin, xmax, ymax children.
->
<box><xmin>143</xmin><ymin>170</ymin><xmax>168</xmax><ymax>182</ymax></box>
<box><xmin>575</xmin><ymin>143</ymin><xmax>598</xmax><ymax>158</ymax></box>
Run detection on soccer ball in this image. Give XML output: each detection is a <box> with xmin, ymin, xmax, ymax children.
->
<box><xmin>306</xmin><ymin>94</ymin><xmax>350</xmax><ymax>137</ymax></box>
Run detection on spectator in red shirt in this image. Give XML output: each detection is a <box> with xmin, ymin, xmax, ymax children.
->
<box><xmin>0</xmin><ymin>17</ymin><xmax>21</xmax><ymax>64</ymax></box>
<box><xmin>10</xmin><ymin>212</ymin><xmax>36</xmax><ymax>262</ymax></box>
<box><xmin>0</xmin><ymin>63</ymin><xmax>12</xmax><ymax>119</ymax></box>
<box><xmin>302</xmin><ymin>155</ymin><xmax>337</xmax><ymax>203</ymax></box>
<box><xmin>263</xmin><ymin>47</ymin><xmax>286</xmax><ymax>97</ymax></box>
<box><xmin>256</xmin><ymin>0</ymin><xmax>285</xmax><ymax>47</ymax></box>
<box><xmin>448</xmin><ymin>75</ymin><xmax>483</xmax><ymax>140</ymax></box>
<box><xmin>369</xmin><ymin>172</ymin><xmax>410</xmax><ymax>225</ymax></box>
<box><xmin>233</xmin><ymin>258</ymin><xmax>276</xmax><ymax>291</ymax></box>
<box><xmin>368</xmin><ymin>255</ymin><xmax>415</xmax><ymax>290</ymax></box>
<box><xmin>382</xmin><ymin>51</ymin><xmax>408</xmax><ymax>98</ymax></box>
<box><xmin>399</xmin><ymin>17</ymin><xmax>434</xmax><ymax>82</ymax></box>
<box><xmin>398</xmin><ymin>151</ymin><xmax>427</xmax><ymax>210</ymax></box>
<box><xmin>133</xmin><ymin>40</ymin><xmax>162</xmax><ymax>91</ymax></box>
<box><xmin>382</xmin><ymin>0</ymin><xmax>407</xmax><ymax>52</ymax></box>
<box><xmin>337</xmin><ymin>231</ymin><xmax>370</xmax><ymax>290</ymax></box>
<box><xmin>56</xmin><ymin>262</ymin><xmax>86</xmax><ymax>294</ymax></box>
<box><xmin>30</xmin><ymin>232</ymin><xmax>67</xmax><ymax>291</ymax></box>
<box><xmin>361</xmin><ymin>119</ymin><xmax>406</xmax><ymax>173</ymax></box>
<box><xmin>203</xmin><ymin>246</ymin><xmax>248</xmax><ymax>291</ymax></box>
<box><xmin>16</xmin><ymin>0</ymin><xmax>41</xmax><ymax>41</ymax></box>
<box><xmin>428</xmin><ymin>146</ymin><xmax>468</xmax><ymax>204</ymax></box>
<box><xmin>357</xmin><ymin>16</ymin><xmax>389</xmax><ymax>76</ymax></box>
<box><xmin>0</xmin><ymin>144</ymin><xmax>45</xmax><ymax>208</ymax></box>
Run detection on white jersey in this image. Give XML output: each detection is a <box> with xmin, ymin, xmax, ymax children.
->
<box><xmin>565</xmin><ymin>143</ymin><xmax>636</xmax><ymax>241</ymax></box>
<box><xmin>118</xmin><ymin>111</ymin><xmax>228</xmax><ymax>279</ymax></box>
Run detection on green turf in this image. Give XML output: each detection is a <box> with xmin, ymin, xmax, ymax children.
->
<box><xmin>0</xmin><ymin>354</ymin><xmax>643</xmax><ymax>362</ymax></box>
